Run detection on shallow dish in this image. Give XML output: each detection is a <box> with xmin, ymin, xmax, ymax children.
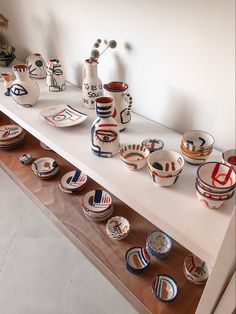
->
<box><xmin>0</xmin><ymin>124</ymin><xmax>23</xmax><ymax>141</ymax></box>
<box><xmin>146</xmin><ymin>230</ymin><xmax>172</xmax><ymax>258</ymax></box>
<box><xmin>106</xmin><ymin>216</ymin><xmax>130</xmax><ymax>240</ymax></box>
<box><xmin>182</xmin><ymin>130</ymin><xmax>214</xmax><ymax>152</ymax></box>
<box><xmin>152</xmin><ymin>274</ymin><xmax>178</xmax><ymax>303</ymax></box>
<box><xmin>183</xmin><ymin>254</ymin><xmax>210</xmax><ymax>285</ymax></box>
<box><xmin>222</xmin><ymin>149</ymin><xmax>236</xmax><ymax>171</ymax></box>
<box><xmin>125</xmin><ymin>247</ymin><xmax>151</xmax><ymax>274</ymax></box>
<box><xmin>82</xmin><ymin>189</ymin><xmax>112</xmax><ymax>213</ymax></box>
<box><xmin>141</xmin><ymin>138</ymin><xmax>164</xmax><ymax>153</ymax></box>
<box><xmin>39</xmin><ymin>104</ymin><xmax>87</xmax><ymax>127</ymax></box>
<box><xmin>119</xmin><ymin>144</ymin><xmax>150</xmax><ymax>170</ymax></box>
<box><xmin>32</xmin><ymin>157</ymin><xmax>58</xmax><ymax>174</ymax></box>
<box><xmin>60</xmin><ymin>170</ymin><xmax>87</xmax><ymax>191</ymax></box>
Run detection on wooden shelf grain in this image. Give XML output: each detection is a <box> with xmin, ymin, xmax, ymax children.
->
<box><xmin>0</xmin><ymin>113</ymin><xmax>204</xmax><ymax>314</ymax></box>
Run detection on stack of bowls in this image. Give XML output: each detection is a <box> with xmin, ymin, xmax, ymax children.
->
<box><xmin>119</xmin><ymin>144</ymin><xmax>150</xmax><ymax>170</ymax></box>
<box><xmin>196</xmin><ymin>162</ymin><xmax>235</xmax><ymax>209</ymax></box>
<box><xmin>180</xmin><ymin>130</ymin><xmax>214</xmax><ymax>165</ymax></box>
<box><xmin>147</xmin><ymin>150</ymin><xmax>184</xmax><ymax>186</ymax></box>
<box><xmin>152</xmin><ymin>274</ymin><xmax>178</xmax><ymax>303</ymax></box>
<box><xmin>106</xmin><ymin>216</ymin><xmax>130</xmax><ymax>240</ymax></box>
<box><xmin>59</xmin><ymin>170</ymin><xmax>87</xmax><ymax>193</ymax></box>
<box><xmin>0</xmin><ymin>124</ymin><xmax>25</xmax><ymax>149</ymax></box>
<box><xmin>125</xmin><ymin>247</ymin><xmax>151</xmax><ymax>274</ymax></box>
<box><xmin>82</xmin><ymin>189</ymin><xmax>113</xmax><ymax>222</ymax></box>
<box><xmin>222</xmin><ymin>149</ymin><xmax>236</xmax><ymax>172</ymax></box>
<box><xmin>183</xmin><ymin>254</ymin><xmax>210</xmax><ymax>285</ymax></box>
<box><xmin>31</xmin><ymin>157</ymin><xmax>59</xmax><ymax>179</ymax></box>
<box><xmin>146</xmin><ymin>229</ymin><xmax>172</xmax><ymax>259</ymax></box>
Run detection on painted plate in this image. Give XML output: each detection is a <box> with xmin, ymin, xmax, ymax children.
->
<box><xmin>0</xmin><ymin>124</ymin><xmax>23</xmax><ymax>141</ymax></box>
<box><xmin>152</xmin><ymin>274</ymin><xmax>178</xmax><ymax>303</ymax></box>
<box><xmin>31</xmin><ymin>157</ymin><xmax>58</xmax><ymax>174</ymax></box>
<box><xmin>82</xmin><ymin>189</ymin><xmax>112</xmax><ymax>213</ymax></box>
<box><xmin>39</xmin><ymin>105</ymin><xmax>87</xmax><ymax>127</ymax></box>
<box><xmin>60</xmin><ymin>170</ymin><xmax>87</xmax><ymax>190</ymax></box>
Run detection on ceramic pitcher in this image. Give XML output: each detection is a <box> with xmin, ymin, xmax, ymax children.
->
<box><xmin>1</xmin><ymin>72</ymin><xmax>12</xmax><ymax>96</ymax></box>
<box><xmin>11</xmin><ymin>64</ymin><xmax>40</xmax><ymax>107</ymax></box>
<box><xmin>26</xmin><ymin>53</ymin><xmax>46</xmax><ymax>78</ymax></box>
<box><xmin>82</xmin><ymin>59</ymin><xmax>103</xmax><ymax>109</ymax></box>
<box><xmin>46</xmin><ymin>59</ymin><xmax>66</xmax><ymax>92</ymax></box>
<box><xmin>104</xmin><ymin>81</ymin><xmax>132</xmax><ymax>132</ymax></box>
<box><xmin>91</xmin><ymin>97</ymin><xmax>119</xmax><ymax>157</ymax></box>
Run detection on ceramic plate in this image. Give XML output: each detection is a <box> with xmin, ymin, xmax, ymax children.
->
<box><xmin>39</xmin><ymin>105</ymin><xmax>87</xmax><ymax>127</ymax></box>
<box><xmin>32</xmin><ymin>157</ymin><xmax>58</xmax><ymax>174</ymax></box>
<box><xmin>60</xmin><ymin>170</ymin><xmax>87</xmax><ymax>190</ymax></box>
<box><xmin>0</xmin><ymin>124</ymin><xmax>23</xmax><ymax>141</ymax></box>
<box><xmin>82</xmin><ymin>189</ymin><xmax>112</xmax><ymax>213</ymax></box>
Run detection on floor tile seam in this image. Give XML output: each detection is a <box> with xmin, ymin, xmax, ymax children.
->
<box><xmin>65</xmin><ymin>264</ymin><xmax>75</xmax><ymax>314</ymax></box>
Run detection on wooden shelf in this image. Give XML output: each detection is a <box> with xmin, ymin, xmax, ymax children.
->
<box><xmin>0</xmin><ymin>113</ymin><xmax>204</xmax><ymax>314</ymax></box>
<box><xmin>0</xmin><ymin>64</ymin><xmax>234</xmax><ymax>267</ymax></box>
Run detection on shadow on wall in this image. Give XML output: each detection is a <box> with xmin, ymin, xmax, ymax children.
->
<box><xmin>163</xmin><ymin>88</ymin><xmax>195</xmax><ymax>134</ymax></box>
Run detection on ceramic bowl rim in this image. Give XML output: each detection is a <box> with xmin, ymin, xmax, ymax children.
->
<box><xmin>195</xmin><ymin>182</ymin><xmax>234</xmax><ymax>202</ymax></box>
<box><xmin>184</xmin><ymin>254</ymin><xmax>210</xmax><ymax>281</ymax></box>
<box><xmin>106</xmin><ymin>216</ymin><xmax>130</xmax><ymax>237</ymax></box>
<box><xmin>146</xmin><ymin>229</ymin><xmax>172</xmax><ymax>255</ymax></box>
<box><xmin>125</xmin><ymin>246</ymin><xmax>151</xmax><ymax>270</ymax></box>
<box><xmin>182</xmin><ymin>130</ymin><xmax>215</xmax><ymax>149</ymax></box>
<box><xmin>141</xmin><ymin>138</ymin><xmax>164</xmax><ymax>152</ymax></box>
<box><xmin>152</xmin><ymin>274</ymin><xmax>178</xmax><ymax>303</ymax></box>
<box><xmin>119</xmin><ymin>144</ymin><xmax>150</xmax><ymax>159</ymax></box>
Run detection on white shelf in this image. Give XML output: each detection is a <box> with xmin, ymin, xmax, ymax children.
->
<box><xmin>0</xmin><ymin>64</ymin><xmax>234</xmax><ymax>267</ymax></box>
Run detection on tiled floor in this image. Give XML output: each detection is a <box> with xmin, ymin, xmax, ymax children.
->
<box><xmin>0</xmin><ymin>167</ymin><xmax>137</xmax><ymax>314</ymax></box>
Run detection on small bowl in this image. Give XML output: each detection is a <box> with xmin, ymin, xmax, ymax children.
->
<box><xmin>19</xmin><ymin>153</ymin><xmax>33</xmax><ymax>165</ymax></box>
<box><xmin>183</xmin><ymin>254</ymin><xmax>210</xmax><ymax>285</ymax></box>
<box><xmin>146</xmin><ymin>230</ymin><xmax>172</xmax><ymax>258</ymax></box>
<box><xmin>119</xmin><ymin>144</ymin><xmax>150</xmax><ymax>170</ymax></box>
<box><xmin>106</xmin><ymin>216</ymin><xmax>130</xmax><ymax>240</ymax></box>
<box><xmin>141</xmin><ymin>138</ymin><xmax>164</xmax><ymax>153</ymax></box>
<box><xmin>222</xmin><ymin>149</ymin><xmax>236</xmax><ymax>172</ymax></box>
<box><xmin>196</xmin><ymin>179</ymin><xmax>234</xmax><ymax>199</ymax></box>
<box><xmin>180</xmin><ymin>146</ymin><xmax>210</xmax><ymax>165</ymax></box>
<box><xmin>152</xmin><ymin>274</ymin><xmax>178</xmax><ymax>303</ymax></box>
<box><xmin>182</xmin><ymin>130</ymin><xmax>215</xmax><ymax>152</ymax></box>
<box><xmin>125</xmin><ymin>247</ymin><xmax>151</xmax><ymax>274</ymax></box>
<box><xmin>0</xmin><ymin>55</ymin><xmax>16</xmax><ymax>67</ymax></box>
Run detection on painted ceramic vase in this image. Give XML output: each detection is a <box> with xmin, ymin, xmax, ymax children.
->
<box><xmin>11</xmin><ymin>64</ymin><xmax>40</xmax><ymax>107</ymax></box>
<box><xmin>82</xmin><ymin>59</ymin><xmax>103</xmax><ymax>109</ymax></box>
<box><xmin>26</xmin><ymin>53</ymin><xmax>46</xmax><ymax>78</ymax></box>
<box><xmin>46</xmin><ymin>59</ymin><xmax>66</xmax><ymax>92</ymax></box>
<box><xmin>104</xmin><ymin>81</ymin><xmax>132</xmax><ymax>131</ymax></box>
<box><xmin>91</xmin><ymin>97</ymin><xmax>120</xmax><ymax>157</ymax></box>
<box><xmin>1</xmin><ymin>72</ymin><xmax>12</xmax><ymax>96</ymax></box>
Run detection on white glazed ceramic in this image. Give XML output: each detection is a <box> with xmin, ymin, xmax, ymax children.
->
<box><xmin>11</xmin><ymin>64</ymin><xmax>39</xmax><ymax>107</ymax></box>
<box><xmin>125</xmin><ymin>247</ymin><xmax>151</xmax><ymax>274</ymax></box>
<box><xmin>19</xmin><ymin>153</ymin><xmax>33</xmax><ymax>165</ymax></box>
<box><xmin>60</xmin><ymin>170</ymin><xmax>87</xmax><ymax>191</ymax></box>
<box><xmin>180</xmin><ymin>145</ymin><xmax>210</xmax><ymax>165</ymax></box>
<box><xmin>104</xmin><ymin>81</ymin><xmax>132</xmax><ymax>131</ymax></box>
<box><xmin>32</xmin><ymin>157</ymin><xmax>58</xmax><ymax>174</ymax></box>
<box><xmin>183</xmin><ymin>254</ymin><xmax>210</xmax><ymax>285</ymax></box>
<box><xmin>152</xmin><ymin>275</ymin><xmax>178</xmax><ymax>302</ymax></box>
<box><xmin>119</xmin><ymin>144</ymin><xmax>150</xmax><ymax>170</ymax></box>
<box><xmin>91</xmin><ymin>97</ymin><xmax>120</xmax><ymax>158</ymax></box>
<box><xmin>146</xmin><ymin>230</ymin><xmax>172</xmax><ymax>258</ymax></box>
<box><xmin>182</xmin><ymin>130</ymin><xmax>215</xmax><ymax>152</ymax></box>
<box><xmin>82</xmin><ymin>59</ymin><xmax>103</xmax><ymax>109</ymax></box>
<box><xmin>26</xmin><ymin>53</ymin><xmax>46</xmax><ymax>78</ymax></box>
<box><xmin>1</xmin><ymin>72</ymin><xmax>12</xmax><ymax>96</ymax></box>
<box><xmin>0</xmin><ymin>124</ymin><xmax>23</xmax><ymax>140</ymax></box>
<box><xmin>106</xmin><ymin>216</ymin><xmax>130</xmax><ymax>240</ymax></box>
<box><xmin>141</xmin><ymin>138</ymin><xmax>164</xmax><ymax>153</ymax></box>
<box><xmin>82</xmin><ymin>189</ymin><xmax>112</xmax><ymax>213</ymax></box>
<box><xmin>39</xmin><ymin>105</ymin><xmax>87</xmax><ymax>127</ymax></box>
<box><xmin>46</xmin><ymin>59</ymin><xmax>66</xmax><ymax>92</ymax></box>
<box><xmin>222</xmin><ymin>149</ymin><xmax>236</xmax><ymax>172</ymax></box>
<box><xmin>196</xmin><ymin>179</ymin><xmax>234</xmax><ymax>199</ymax></box>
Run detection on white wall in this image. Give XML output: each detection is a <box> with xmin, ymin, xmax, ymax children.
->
<box><xmin>1</xmin><ymin>0</ymin><xmax>235</xmax><ymax>150</ymax></box>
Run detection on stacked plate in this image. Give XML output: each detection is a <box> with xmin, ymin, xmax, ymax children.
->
<box><xmin>183</xmin><ymin>254</ymin><xmax>210</xmax><ymax>285</ymax></box>
<box><xmin>82</xmin><ymin>189</ymin><xmax>113</xmax><ymax>222</ymax></box>
<box><xmin>31</xmin><ymin>157</ymin><xmax>59</xmax><ymax>179</ymax></box>
<box><xmin>0</xmin><ymin>124</ymin><xmax>25</xmax><ymax>149</ymax></box>
<box><xmin>59</xmin><ymin>170</ymin><xmax>87</xmax><ymax>193</ymax></box>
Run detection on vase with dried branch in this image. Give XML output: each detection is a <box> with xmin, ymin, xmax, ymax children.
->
<box><xmin>0</xmin><ymin>13</ymin><xmax>15</xmax><ymax>66</ymax></box>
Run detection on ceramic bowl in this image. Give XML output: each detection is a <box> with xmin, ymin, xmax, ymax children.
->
<box><xmin>0</xmin><ymin>55</ymin><xmax>16</xmax><ymax>66</ymax></box>
<box><xmin>152</xmin><ymin>274</ymin><xmax>178</xmax><ymax>303</ymax></box>
<box><xmin>196</xmin><ymin>179</ymin><xmax>234</xmax><ymax>199</ymax></box>
<box><xmin>183</xmin><ymin>254</ymin><xmax>210</xmax><ymax>285</ymax></box>
<box><xmin>146</xmin><ymin>230</ymin><xmax>172</xmax><ymax>258</ymax></box>
<box><xmin>182</xmin><ymin>130</ymin><xmax>215</xmax><ymax>152</ymax></box>
<box><xmin>106</xmin><ymin>216</ymin><xmax>130</xmax><ymax>240</ymax></box>
<box><xmin>119</xmin><ymin>144</ymin><xmax>150</xmax><ymax>170</ymax></box>
<box><xmin>197</xmin><ymin>162</ymin><xmax>236</xmax><ymax>193</ymax></box>
<box><xmin>19</xmin><ymin>153</ymin><xmax>33</xmax><ymax>165</ymax></box>
<box><xmin>125</xmin><ymin>247</ymin><xmax>151</xmax><ymax>274</ymax></box>
<box><xmin>180</xmin><ymin>147</ymin><xmax>211</xmax><ymax>165</ymax></box>
<box><xmin>32</xmin><ymin>157</ymin><xmax>59</xmax><ymax>179</ymax></box>
<box><xmin>222</xmin><ymin>149</ymin><xmax>236</xmax><ymax>172</ymax></box>
<box><xmin>141</xmin><ymin>138</ymin><xmax>164</xmax><ymax>153</ymax></box>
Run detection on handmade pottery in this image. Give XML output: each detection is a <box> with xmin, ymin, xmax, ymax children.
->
<box><xmin>103</xmin><ymin>81</ymin><xmax>132</xmax><ymax>131</ymax></box>
<box><xmin>91</xmin><ymin>97</ymin><xmax>120</xmax><ymax>158</ymax></box>
<box><xmin>222</xmin><ymin>149</ymin><xmax>236</xmax><ymax>172</ymax></box>
<box><xmin>32</xmin><ymin>157</ymin><xmax>59</xmax><ymax>179</ymax></box>
<box><xmin>19</xmin><ymin>153</ymin><xmax>33</xmax><ymax>165</ymax></box>
<box><xmin>82</xmin><ymin>59</ymin><xmax>103</xmax><ymax>109</ymax></box>
<box><xmin>26</xmin><ymin>53</ymin><xmax>46</xmax><ymax>78</ymax></box>
<box><xmin>60</xmin><ymin>170</ymin><xmax>87</xmax><ymax>191</ymax></box>
<box><xmin>46</xmin><ymin>59</ymin><xmax>66</xmax><ymax>92</ymax></box>
<box><xmin>119</xmin><ymin>144</ymin><xmax>150</xmax><ymax>170</ymax></box>
<box><xmin>1</xmin><ymin>72</ymin><xmax>12</xmax><ymax>96</ymax></box>
<box><xmin>125</xmin><ymin>247</ymin><xmax>151</xmax><ymax>274</ymax></box>
<box><xmin>146</xmin><ymin>229</ymin><xmax>172</xmax><ymax>258</ymax></box>
<box><xmin>106</xmin><ymin>216</ymin><xmax>130</xmax><ymax>240</ymax></box>
<box><xmin>183</xmin><ymin>254</ymin><xmax>210</xmax><ymax>285</ymax></box>
<box><xmin>182</xmin><ymin>130</ymin><xmax>215</xmax><ymax>152</ymax></box>
<box><xmin>152</xmin><ymin>275</ymin><xmax>178</xmax><ymax>302</ymax></box>
<box><xmin>39</xmin><ymin>104</ymin><xmax>87</xmax><ymax>127</ymax></box>
<box><xmin>0</xmin><ymin>124</ymin><xmax>25</xmax><ymax>149</ymax></box>
<box><xmin>141</xmin><ymin>138</ymin><xmax>164</xmax><ymax>153</ymax></box>
<box><xmin>11</xmin><ymin>64</ymin><xmax>39</xmax><ymax>107</ymax></box>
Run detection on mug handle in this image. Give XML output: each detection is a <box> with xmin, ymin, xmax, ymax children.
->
<box><xmin>123</xmin><ymin>93</ymin><xmax>132</xmax><ymax>115</ymax></box>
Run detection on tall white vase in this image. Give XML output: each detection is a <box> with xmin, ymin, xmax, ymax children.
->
<box><xmin>11</xmin><ymin>64</ymin><xmax>40</xmax><ymax>108</ymax></box>
<box><xmin>46</xmin><ymin>59</ymin><xmax>66</xmax><ymax>92</ymax></box>
<box><xmin>26</xmin><ymin>53</ymin><xmax>46</xmax><ymax>78</ymax></box>
<box><xmin>82</xmin><ymin>59</ymin><xmax>103</xmax><ymax>109</ymax></box>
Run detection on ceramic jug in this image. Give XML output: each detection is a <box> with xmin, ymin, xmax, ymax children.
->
<box><xmin>1</xmin><ymin>72</ymin><xmax>12</xmax><ymax>96</ymax></box>
<box><xmin>82</xmin><ymin>59</ymin><xmax>103</xmax><ymax>109</ymax></box>
<box><xmin>46</xmin><ymin>59</ymin><xmax>66</xmax><ymax>92</ymax></box>
<box><xmin>91</xmin><ymin>97</ymin><xmax>120</xmax><ymax>157</ymax></box>
<box><xmin>26</xmin><ymin>53</ymin><xmax>46</xmax><ymax>78</ymax></box>
<box><xmin>104</xmin><ymin>81</ymin><xmax>132</xmax><ymax>132</ymax></box>
<box><xmin>11</xmin><ymin>64</ymin><xmax>40</xmax><ymax>107</ymax></box>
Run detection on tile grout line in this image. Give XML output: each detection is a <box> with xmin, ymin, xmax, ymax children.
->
<box><xmin>65</xmin><ymin>263</ymin><xmax>75</xmax><ymax>314</ymax></box>
<box><xmin>0</xmin><ymin>199</ymin><xmax>29</xmax><ymax>272</ymax></box>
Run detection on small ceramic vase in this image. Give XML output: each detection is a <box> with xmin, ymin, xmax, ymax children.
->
<box><xmin>26</xmin><ymin>53</ymin><xmax>46</xmax><ymax>78</ymax></box>
<box><xmin>11</xmin><ymin>64</ymin><xmax>40</xmax><ymax>107</ymax></box>
<box><xmin>104</xmin><ymin>81</ymin><xmax>132</xmax><ymax>131</ymax></box>
<box><xmin>46</xmin><ymin>59</ymin><xmax>66</xmax><ymax>92</ymax></box>
<box><xmin>82</xmin><ymin>59</ymin><xmax>103</xmax><ymax>109</ymax></box>
<box><xmin>1</xmin><ymin>72</ymin><xmax>12</xmax><ymax>96</ymax></box>
<box><xmin>91</xmin><ymin>97</ymin><xmax>120</xmax><ymax>157</ymax></box>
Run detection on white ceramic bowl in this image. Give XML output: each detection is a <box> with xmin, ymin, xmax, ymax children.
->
<box><xmin>106</xmin><ymin>216</ymin><xmax>130</xmax><ymax>240</ymax></box>
<box><xmin>196</xmin><ymin>180</ymin><xmax>234</xmax><ymax>200</ymax></box>
<box><xmin>183</xmin><ymin>254</ymin><xmax>210</xmax><ymax>285</ymax></box>
<box><xmin>119</xmin><ymin>144</ymin><xmax>150</xmax><ymax>170</ymax></box>
<box><xmin>152</xmin><ymin>274</ymin><xmax>178</xmax><ymax>302</ymax></box>
<box><xmin>222</xmin><ymin>149</ymin><xmax>236</xmax><ymax>172</ymax></box>
<box><xmin>182</xmin><ymin>130</ymin><xmax>214</xmax><ymax>152</ymax></box>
